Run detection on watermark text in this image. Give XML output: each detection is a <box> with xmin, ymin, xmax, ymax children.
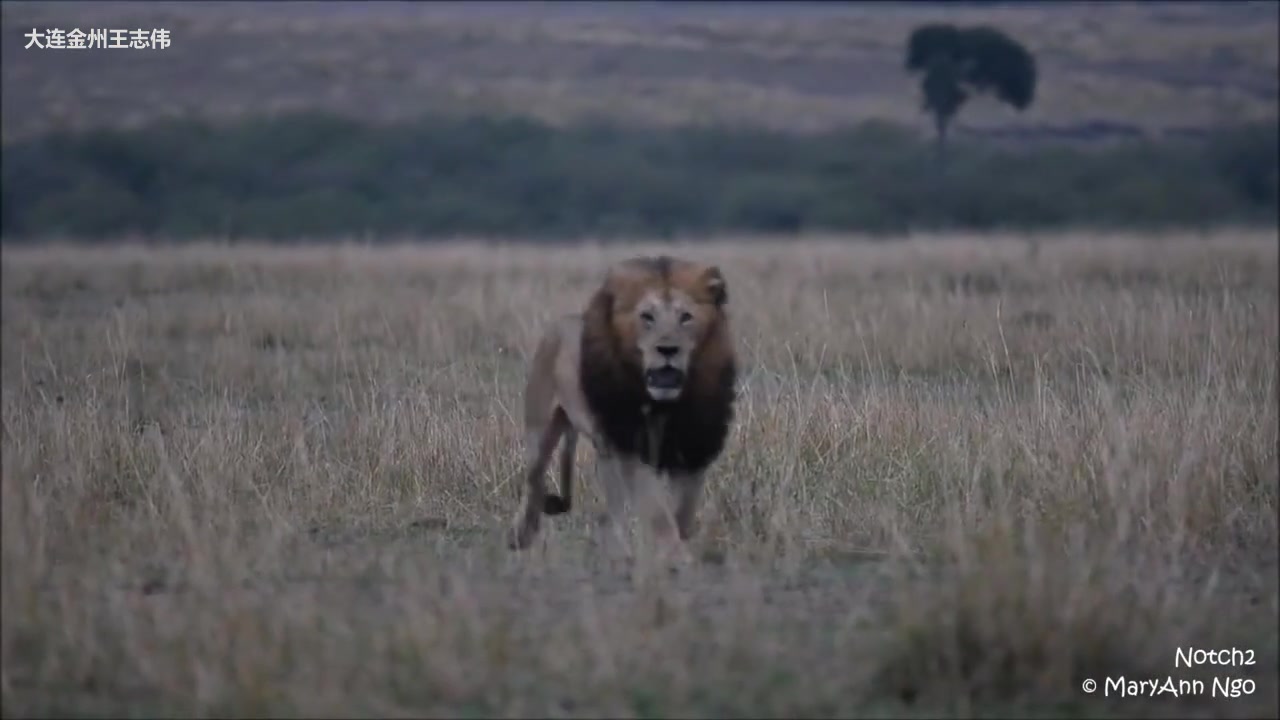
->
<box><xmin>1079</xmin><ymin>647</ymin><xmax>1258</xmax><ymax>700</ymax></box>
<box><xmin>24</xmin><ymin>28</ymin><xmax>170</xmax><ymax>50</ymax></box>
<box><xmin>1175</xmin><ymin>647</ymin><xmax>1256</xmax><ymax>668</ymax></box>
<box><xmin>1080</xmin><ymin>675</ymin><xmax>1256</xmax><ymax>699</ymax></box>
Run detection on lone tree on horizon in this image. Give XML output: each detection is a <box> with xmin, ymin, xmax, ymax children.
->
<box><xmin>906</xmin><ymin>23</ymin><xmax>1037</xmax><ymax>164</ymax></box>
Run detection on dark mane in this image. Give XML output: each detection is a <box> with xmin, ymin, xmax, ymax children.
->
<box><xmin>579</xmin><ymin>282</ymin><xmax>737</xmax><ymax>474</ymax></box>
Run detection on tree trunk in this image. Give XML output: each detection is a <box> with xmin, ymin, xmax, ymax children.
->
<box><xmin>934</xmin><ymin>113</ymin><xmax>949</xmax><ymax>170</ymax></box>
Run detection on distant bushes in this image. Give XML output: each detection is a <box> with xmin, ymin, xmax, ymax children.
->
<box><xmin>2</xmin><ymin>112</ymin><xmax>1275</xmax><ymax>241</ymax></box>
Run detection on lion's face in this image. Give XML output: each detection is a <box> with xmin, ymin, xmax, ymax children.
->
<box><xmin>602</xmin><ymin>258</ymin><xmax>728</xmax><ymax>403</ymax></box>
<box><xmin>631</xmin><ymin>288</ymin><xmax>706</xmax><ymax>401</ymax></box>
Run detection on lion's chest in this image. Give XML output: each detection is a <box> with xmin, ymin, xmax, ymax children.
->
<box><xmin>577</xmin><ymin>339</ymin><xmax>736</xmax><ymax>475</ymax></box>
<box><xmin>594</xmin><ymin>401</ymin><xmax>731</xmax><ymax>475</ymax></box>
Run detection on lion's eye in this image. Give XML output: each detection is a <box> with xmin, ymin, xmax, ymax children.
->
<box><xmin>639</xmin><ymin>311</ymin><xmax>655</xmax><ymax>325</ymax></box>
<box><xmin>679</xmin><ymin>312</ymin><xmax>694</xmax><ymax>325</ymax></box>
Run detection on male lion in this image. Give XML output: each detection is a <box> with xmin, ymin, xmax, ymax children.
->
<box><xmin>510</xmin><ymin>256</ymin><xmax>737</xmax><ymax>555</ymax></box>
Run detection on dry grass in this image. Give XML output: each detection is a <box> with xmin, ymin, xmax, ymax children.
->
<box><xmin>2</xmin><ymin>1</ymin><xmax>1276</xmax><ymax>140</ymax></box>
<box><xmin>2</xmin><ymin>230</ymin><xmax>1278</xmax><ymax>718</ymax></box>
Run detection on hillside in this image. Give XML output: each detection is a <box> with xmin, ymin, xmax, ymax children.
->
<box><xmin>3</xmin><ymin>1</ymin><xmax>1276</xmax><ymax>141</ymax></box>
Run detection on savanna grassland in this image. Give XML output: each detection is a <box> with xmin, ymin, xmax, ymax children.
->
<box><xmin>2</xmin><ymin>1</ymin><xmax>1276</xmax><ymax>141</ymax></box>
<box><xmin>2</xmin><ymin>231</ymin><xmax>1277</xmax><ymax>718</ymax></box>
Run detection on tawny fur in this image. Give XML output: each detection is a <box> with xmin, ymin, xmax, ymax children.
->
<box><xmin>510</xmin><ymin>256</ymin><xmax>737</xmax><ymax>552</ymax></box>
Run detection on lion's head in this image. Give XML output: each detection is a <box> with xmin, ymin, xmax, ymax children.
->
<box><xmin>588</xmin><ymin>256</ymin><xmax>728</xmax><ymax>402</ymax></box>
<box><xmin>578</xmin><ymin>255</ymin><xmax>736</xmax><ymax>473</ymax></box>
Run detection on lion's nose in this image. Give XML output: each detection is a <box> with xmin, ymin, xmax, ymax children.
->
<box><xmin>656</xmin><ymin>345</ymin><xmax>679</xmax><ymax>359</ymax></box>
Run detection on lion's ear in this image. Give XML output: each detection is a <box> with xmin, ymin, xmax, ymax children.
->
<box><xmin>703</xmin><ymin>266</ymin><xmax>727</xmax><ymax>307</ymax></box>
<box><xmin>585</xmin><ymin>278</ymin><xmax>614</xmax><ymax>322</ymax></box>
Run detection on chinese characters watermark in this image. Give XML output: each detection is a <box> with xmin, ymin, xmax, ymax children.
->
<box><xmin>24</xmin><ymin>28</ymin><xmax>170</xmax><ymax>50</ymax></box>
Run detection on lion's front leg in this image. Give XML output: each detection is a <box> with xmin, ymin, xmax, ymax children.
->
<box><xmin>670</xmin><ymin>470</ymin><xmax>707</xmax><ymax>542</ymax></box>
<box><xmin>593</xmin><ymin>449</ymin><xmax>635</xmax><ymax>561</ymax></box>
<box><xmin>632</xmin><ymin>466</ymin><xmax>697</xmax><ymax>574</ymax></box>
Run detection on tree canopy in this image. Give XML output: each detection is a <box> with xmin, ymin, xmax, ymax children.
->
<box><xmin>906</xmin><ymin>23</ymin><xmax>1037</xmax><ymax>159</ymax></box>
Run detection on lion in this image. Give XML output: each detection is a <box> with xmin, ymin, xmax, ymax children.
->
<box><xmin>509</xmin><ymin>256</ymin><xmax>737</xmax><ymax>555</ymax></box>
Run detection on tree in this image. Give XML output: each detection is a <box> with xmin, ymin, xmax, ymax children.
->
<box><xmin>906</xmin><ymin>23</ymin><xmax>1037</xmax><ymax>165</ymax></box>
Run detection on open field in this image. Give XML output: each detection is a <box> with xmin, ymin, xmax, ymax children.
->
<box><xmin>2</xmin><ymin>1</ymin><xmax>1277</xmax><ymax>141</ymax></box>
<box><xmin>2</xmin><ymin>231</ymin><xmax>1279</xmax><ymax>717</ymax></box>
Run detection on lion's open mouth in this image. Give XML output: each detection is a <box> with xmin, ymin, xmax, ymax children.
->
<box><xmin>645</xmin><ymin>366</ymin><xmax>685</xmax><ymax>392</ymax></box>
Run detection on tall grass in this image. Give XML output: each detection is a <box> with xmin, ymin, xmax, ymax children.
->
<box><xmin>2</xmin><ymin>230</ymin><xmax>1277</xmax><ymax>717</ymax></box>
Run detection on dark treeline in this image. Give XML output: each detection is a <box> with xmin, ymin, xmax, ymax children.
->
<box><xmin>2</xmin><ymin>112</ymin><xmax>1275</xmax><ymax>241</ymax></box>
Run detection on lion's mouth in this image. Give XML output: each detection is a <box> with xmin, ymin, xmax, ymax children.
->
<box><xmin>645</xmin><ymin>366</ymin><xmax>685</xmax><ymax>394</ymax></box>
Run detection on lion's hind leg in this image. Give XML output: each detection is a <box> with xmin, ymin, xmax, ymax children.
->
<box><xmin>510</xmin><ymin>407</ymin><xmax>570</xmax><ymax>550</ymax></box>
<box><xmin>543</xmin><ymin>426</ymin><xmax>577</xmax><ymax>515</ymax></box>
